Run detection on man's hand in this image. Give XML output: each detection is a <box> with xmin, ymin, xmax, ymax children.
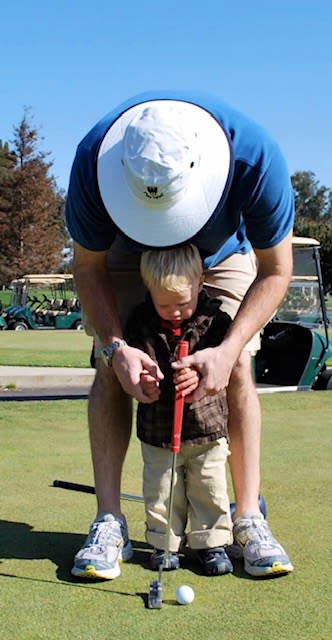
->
<box><xmin>172</xmin><ymin>345</ymin><xmax>235</xmax><ymax>402</ymax></box>
<box><xmin>140</xmin><ymin>371</ymin><xmax>161</xmax><ymax>402</ymax></box>
<box><xmin>110</xmin><ymin>345</ymin><xmax>164</xmax><ymax>403</ymax></box>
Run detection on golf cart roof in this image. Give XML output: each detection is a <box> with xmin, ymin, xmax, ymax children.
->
<box><xmin>292</xmin><ymin>236</ymin><xmax>320</xmax><ymax>247</ymax></box>
<box><xmin>10</xmin><ymin>274</ymin><xmax>74</xmax><ymax>287</ymax></box>
<box><xmin>23</xmin><ymin>273</ymin><xmax>73</xmax><ymax>280</ymax></box>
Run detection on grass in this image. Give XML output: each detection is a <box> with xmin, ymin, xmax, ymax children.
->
<box><xmin>0</xmin><ymin>289</ymin><xmax>12</xmax><ymax>307</ymax></box>
<box><xmin>1</xmin><ymin>392</ymin><xmax>331</xmax><ymax>640</ymax></box>
<box><xmin>0</xmin><ymin>330</ymin><xmax>92</xmax><ymax>367</ymax></box>
<box><xmin>1</xmin><ymin>328</ymin><xmax>331</xmax><ymax>369</ymax></box>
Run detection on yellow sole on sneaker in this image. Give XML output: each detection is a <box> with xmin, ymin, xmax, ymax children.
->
<box><xmin>270</xmin><ymin>561</ymin><xmax>294</xmax><ymax>574</ymax></box>
<box><xmin>71</xmin><ymin>563</ymin><xmax>121</xmax><ymax>580</ymax></box>
<box><xmin>244</xmin><ymin>560</ymin><xmax>294</xmax><ymax>577</ymax></box>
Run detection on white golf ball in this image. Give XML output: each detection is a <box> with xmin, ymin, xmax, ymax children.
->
<box><xmin>176</xmin><ymin>584</ymin><xmax>195</xmax><ymax>605</ymax></box>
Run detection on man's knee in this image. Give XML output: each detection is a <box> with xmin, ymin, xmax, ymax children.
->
<box><xmin>229</xmin><ymin>351</ymin><xmax>254</xmax><ymax>389</ymax></box>
<box><xmin>226</xmin><ymin>351</ymin><xmax>261</xmax><ymax>430</ymax></box>
<box><xmin>91</xmin><ymin>359</ymin><xmax>127</xmax><ymax>399</ymax></box>
<box><xmin>89</xmin><ymin>361</ymin><xmax>132</xmax><ymax>435</ymax></box>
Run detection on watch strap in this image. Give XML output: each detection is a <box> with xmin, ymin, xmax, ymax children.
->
<box><xmin>101</xmin><ymin>339</ymin><xmax>127</xmax><ymax>366</ymax></box>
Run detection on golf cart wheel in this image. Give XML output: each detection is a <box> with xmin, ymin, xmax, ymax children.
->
<box><xmin>73</xmin><ymin>320</ymin><xmax>84</xmax><ymax>331</ymax></box>
<box><xmin>314</xmin><ymin>369</ymin><xmax>332</xmax><ymax>390</ymax></box>
<box><xmin>13</xmin><ymin>321</ymin><xmax>29</xmax><ymax>331</ymax></box>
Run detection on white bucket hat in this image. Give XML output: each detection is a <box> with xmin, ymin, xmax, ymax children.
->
<box><xmin>97</xmin><ymin>100</ymin><xmax>233</xmax><ymax>247</ymax></box>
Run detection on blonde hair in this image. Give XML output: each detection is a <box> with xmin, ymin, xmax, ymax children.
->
<box><xmin>140</xmin><ymin>244</ymin><xmax>203</xmax><ymax>293</ymax></box>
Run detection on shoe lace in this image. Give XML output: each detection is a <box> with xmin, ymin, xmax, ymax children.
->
<box><xmin>243</xmin><ymin>518</ymin><xmax>276</xmax><ymax>546</ymax></box>
<box><xmin>86</xmin><ymin>520</ymin><xmax>121</xmax><ymax>553</ymax></box>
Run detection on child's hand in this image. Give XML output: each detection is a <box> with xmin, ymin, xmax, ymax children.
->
<box><xmin>174</xmin><ymin>366</ymin><xmax>200</xmax><ymax>401</ymax></box>
<box><xmin>140</xmin><ymin>371</ymin><xmax>161</xmax><ymax>402</ymax></box>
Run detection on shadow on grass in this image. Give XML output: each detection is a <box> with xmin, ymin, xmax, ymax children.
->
<box><xmin>0</xmin><ymin>571</ymin><xmax>186</xmax><ymax>609</ymax></box>
<box><xmin>0</xmin><ymin>520</ymin><xmax>173</xmax><ymax>607</ymax></box>
<box><xmin>1</xmin><ymin>519</ymin><xmax>284</xmax><ymax>588</ymax></box>
<box><xmin>181</xmin><ymin>547</ymin><xmax>247</xmax><ymax>580</ymax></box>
<box><xmin>0</xmin><ymin>519</ymin><xmax>151</xmax><ymax>584</ymax></box>
<box><xmin>0</xmin><ymin>570</ymin><xmax>145</xmax><ymax>599</ymax></box>
<box><xmin>175</xmin><ymin>548</ymin><xmax>290</xmax><ymax>581</ymax></box>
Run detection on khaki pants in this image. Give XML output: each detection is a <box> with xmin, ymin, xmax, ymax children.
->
<box><xmin>84</xmin><ymin>235</ymin><xmax>260</xmax><ymax>355</ymax></box>
<box><xmin>141</xmin><ymin>438</ymin><xmax>232</xmax><ymax>551</ymax></box>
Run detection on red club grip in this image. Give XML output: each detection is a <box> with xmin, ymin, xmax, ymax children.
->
<box><xmin>171</xmin><ymin>340</ymin><xmax>189</xmax><ymax>453</ymax></box>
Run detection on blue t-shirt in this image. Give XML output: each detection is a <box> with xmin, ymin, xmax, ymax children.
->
<box><xmin>65</xmin><ymin>90</ymin><xmax>294</xmax><ymax>268</ymax></box>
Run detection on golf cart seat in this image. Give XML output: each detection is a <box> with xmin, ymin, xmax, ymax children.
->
<box><xmin>68</xmin><ymin>297</ymin><xmax>80</xmax><ymax>311</ymax></box>
<box><xmin>52</xmin><ymin>298</ymin><xmax>64</xmax><ymax>310</ymax></box>
<box><xmin>255</xmin><ymin>321</ymin><xmax>314</xmax><ymax>386</ymax></box>
<box><xmin>46</xmin><ymin>299</ymin><xmax>65</xmax><ymax>317</ymax></box>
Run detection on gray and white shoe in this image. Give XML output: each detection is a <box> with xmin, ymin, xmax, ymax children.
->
<box><xmin>71</xmin><ymin>513</ymin><xmax>133</xmax><ymax>579</ymax></box>
<box><xmin>228</xmin><ymin>512</ymin><xmax>293</xmax><ymax>577</ymax></box>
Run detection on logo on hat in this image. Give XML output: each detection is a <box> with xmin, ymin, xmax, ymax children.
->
<box><xmin>145</xmin><ymin>186</ymin><xmax>163</xmax><ymax>199</ymax></box>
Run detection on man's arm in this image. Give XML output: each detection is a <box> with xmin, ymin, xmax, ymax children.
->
<box><xmin>221</xmin><ymin>230</ymin><xmax>293</xmax><ymax>361</ymax></box>
<box><xmin>172</xmin><ymin>231</ymin><xmax>293</xmax><ymax>400</ymax></box>
<box><xmin>73</xmin><ymin>241</ymin><xmax>123</xmax><ymax>345</ymax></box>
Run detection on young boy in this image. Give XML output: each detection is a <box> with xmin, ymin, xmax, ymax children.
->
<box><xmin>125</xmin><ymin>244</ymin><xmax>234</xmax><ymax>576</ymax></box>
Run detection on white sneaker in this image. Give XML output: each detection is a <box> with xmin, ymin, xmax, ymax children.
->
<box><xmin>71</xmin><ymin>513</ymin><xmax>133</xmax><ymax>579</ymax></box>
<box><xmin>228</xmin><ymin>512</ymin><xmax>293</xmax><ymax>577</ymax></box>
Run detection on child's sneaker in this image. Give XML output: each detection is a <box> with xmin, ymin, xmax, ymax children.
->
<box><xmin>71</xmin><ymin>513</ymin><xmax>133</xmax><ymax>579</ymax></box>
<box><xmin>197</xmin><ymin>547</ymin><xmax>233</xmax><ymax>575</ymax></box>
<box><xmin>150</xmin><ymin>549</ymin><xmax>180</xmax><ymax>571</ymax></box>
<box><xmin>230</xmin><ymin>512</ymin><xmax>293</xmax><ymax>577</ymax></box>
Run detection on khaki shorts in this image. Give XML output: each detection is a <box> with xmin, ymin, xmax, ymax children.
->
<box><xmin>85</xmin><ymin>235</ymin><xmax>260</xmax><ymax>355</ymax></box>
<box><xmin>141</xmin><ymin>437</ymin><xmax>232</xmax><ymax>550</ymax></box>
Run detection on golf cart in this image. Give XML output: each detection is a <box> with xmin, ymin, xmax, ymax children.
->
<box><xmin>255</xmin><ymin>237</ymin><xmax>332</xmax><ymax>390</ymax></box>
<box><xmin>0</xmin><ymin>301</ymin><xmax>7</xmax><ymax>330</ymax></box>
<box><xmin>3</xmin><ymin>274</ymin><xmax>83</xmax><ymax>331</ymax></box>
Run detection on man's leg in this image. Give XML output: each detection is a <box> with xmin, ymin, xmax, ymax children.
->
<box><xmin>204</xmin><ymin>252</ymin><xmax>293</xmax><ymax>576</ymax></box>
<box><xmin>204</xmin><ymin>251</ymin><xmax>262</xmax><ymax>517</ymax></box>
<box><xmin>71</xmin><ymin>364</ymin><xmax>134</xmax><ymax>580</ymax></box>
<box><xmin>225</xmin><ymin>352</ymin><xmax>293</xmax><ymax>577</ymax></box>
<box><xmin>72</xmin><ymin>237</ymin><xmax>145</xmax><ymax>580</ymax></box>
<box><xmin>88</xmin><ymin>363</ymin><xmax>132</xmax><ymax>518</ymax></box>
<box><xmin>226</xmin><ymin>351</ymin><xmax>261</xmax><ymax>517</ymax></box>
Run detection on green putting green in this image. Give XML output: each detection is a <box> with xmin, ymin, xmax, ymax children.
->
<box><xmin>1</xmin><ymin>392</ymin><xmax>331</xmax><ymax>639</ymax></box>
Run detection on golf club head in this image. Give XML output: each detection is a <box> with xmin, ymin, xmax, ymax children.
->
<box><xmin>148</xmin><ymin>579</ymin><xmax>163</xmax><ymax>609</ymax></box>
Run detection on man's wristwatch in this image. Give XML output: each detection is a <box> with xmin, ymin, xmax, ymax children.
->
<box><xmin>101</xmin><ymin>340</ymin><xmax>127</xmax><ymax>367</ymax></box>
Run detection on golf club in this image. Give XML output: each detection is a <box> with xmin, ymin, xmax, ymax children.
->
<box><xmin>52</xmin><ymin>481</ymin><xmax>266</xmax><ymax>516</ymax></box>
<box><xmin>148</xmin><ymin>339</ymin><xmax>189</xmax><ymax>609</ymax></box>
<box><xmin>52</xmin><ymin>480</ymin><xmax>144</xmax><ymax>503</ymax></box>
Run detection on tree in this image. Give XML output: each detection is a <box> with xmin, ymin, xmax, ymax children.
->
<box><xmin>291</xmin><ymin>171</ymin><xmax>331</xmax><ymax>220</ymax></box>
<box><xmin>0</xmin><ymin>141</ymin><xmax>17</xmax><ymax>283</ymax></box>
<box><xmin>0</xmin><ymin>109</ymin><xmax>66</xmax><ymax>284</ymax></box>
<box><xmin>292</xmin><ymin>171</ymin><xmax>332</xmax><ymax>293</ymax></box>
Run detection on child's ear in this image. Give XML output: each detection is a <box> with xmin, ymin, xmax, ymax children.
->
<box><xmin>199</xmin><ymin>275</ymin><xmax>204</xmax><ymax>291</ymax></box>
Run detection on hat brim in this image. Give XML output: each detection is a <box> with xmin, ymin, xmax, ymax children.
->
<box><xmin>97</xmin><ymin>100</ymin><xmax>232</xmax><ymax>247</ymax></box>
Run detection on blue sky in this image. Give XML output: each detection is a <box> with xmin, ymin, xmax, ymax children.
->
<box><xmin>1</xmin><ymin>1</ymin><xmax>331</xmax><ymax>191</ymax></box>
